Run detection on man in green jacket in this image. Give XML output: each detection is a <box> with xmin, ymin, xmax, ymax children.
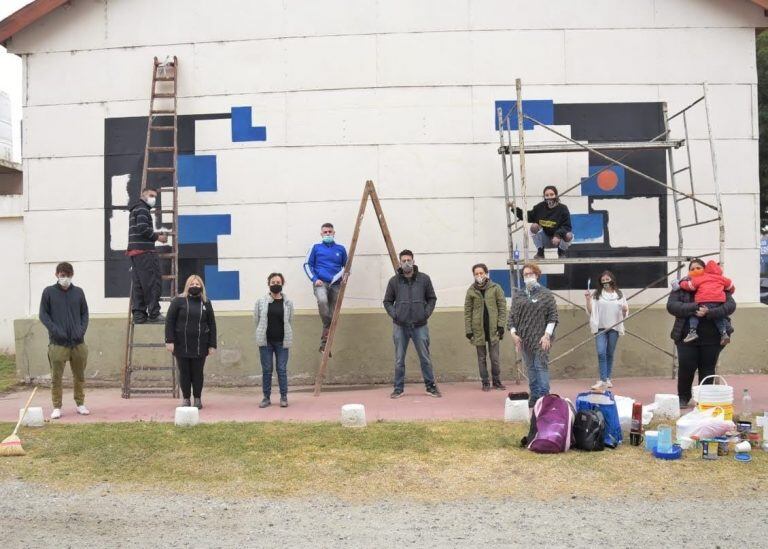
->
<box><xmin>464</xmin><ymin>263</ymin><xmax>507</xmax><ymax>391</ymax></box>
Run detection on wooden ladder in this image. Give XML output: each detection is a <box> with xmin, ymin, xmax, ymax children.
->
<box><xmin>121</xmin><ymin>56</ymin><xmax>180</xmax><ymax>399</ymax></box>
<box><xmin>313</xmin><ymin>180</ymin><xmax>399</xmax><ymax>395</ymax></box>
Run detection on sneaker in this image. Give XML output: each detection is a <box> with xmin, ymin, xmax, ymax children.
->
<box><xmin>182</xmin><ymin>398</ymin><xmax>191</xmax><ymax>407</ymax></box>
<box><xmin>425</xmin><ymin>385</ymin><xmax>442</xmax><ymax>398</ymax></box>
<box><xmin>76</xmin><ymin>405</ymin><xmax>90</xmax><ymax>415</ymax></box>
<box><xmin>720</xmin><ymin>334</ymin><xmax>730</xmax><ymax>346</ymax></box>
<box><xmin>605</xmin><ymin>379</ymin><xmax>613</xmax><ymax>388</ymax></box>
<box><xmin>148</xmin><ymin>314</ymin><xmax>166</xmax><ymax>324</ymax></box>
<box><xmin>482</xmin><ymin>383</ymin><xmax>491</xmax><ymax>392</ymax></box>
<box><xmin>259</xmin><ymin>398</ymin><xmax>271</xmax><ymax>408</ymax></box>
<box><xmin>683</xmin><ymin>330</ymin><xmax>699</xmax><ymax>343</ymax></box>
<box><xmin>132</xmin><ymin>317</ymin><xmax>147</xmax><ymax>325</ymax></box>
<box><xmin>590</xmin><ymin>380</ymin><xmax>605</xmax><ymax>390</ymax></box>
<box><xmin>492</xmin><ymin>381</ymin><xmax>507</xmax><ymax>390</ymax></box>
<box><xmin>390</xmin><ymin>390</ymin><xmax>404</xmax><ymax>399</ymax></box>
<box><xmin>679</xmin><ymin>397</ymin><xmax>692</xmax><ymax>409</ymax></box>
<box><xmin>51</xmin><ymin>408</ymin><xmax>61</xmax><ymax>420</ymax></box>
<box><xmin>280</xmin><ymin>398</ymin><xmax>288</xmax><ymax>408</ymax></box>
<box><xmin>533</xmin><ymin>248</ymin><xmax>545</xmax><ymax>260</ymax></box>
<box><xmin>193</xmin><ymin>397</ymin><xmax>203</xmax><ymax>410</ymax></box>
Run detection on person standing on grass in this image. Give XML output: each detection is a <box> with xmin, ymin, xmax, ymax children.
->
<box><xmin>303</xmin><ymin>222</ymin><xmax>347</xmax><ymax>353</ymax></box>
<box><xmin>585</xmin><ymin>270</ymin><xmax>628</xmax><ymax>391</ymax></box>
<box><xmin>383</xmin><ymin>249</ymin><xmax>441</xmax><ymax>399</ymax></box>
<box><xmin>39</xmin><ymin>262</ymin><xmax>90</xmax><ymax>420</ymax></box>
<box><xmin>165</xmin><ymin>274</ymin><xmax>217</xmax><ymax>409</ymax></box>
<box><xmin>464</xmin><ymin>263</ymin><xmax>507</xmax><ymax>391</ymax></box>
<box><xmin>254</xmin><ymin>272</ymin><xmax>294</xmax><ymax>409</ymax></box>
<box><xmin>508</xmin><ymin>263</ymin><xmax>558</xmax><ymax>408</ymax></box>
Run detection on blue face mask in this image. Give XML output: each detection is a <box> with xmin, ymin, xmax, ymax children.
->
<box><xmin>322</xmin><ymin>235</ymin><xmax>334</xmax><ymax>244</ymax></box>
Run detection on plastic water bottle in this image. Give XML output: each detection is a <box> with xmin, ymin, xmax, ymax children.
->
<box><xmin>741</xmin><ymin>389</ymin><xmax>753</xmax><ymax>422</ymax></box>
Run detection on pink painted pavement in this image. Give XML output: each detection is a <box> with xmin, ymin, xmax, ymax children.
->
<box><xmin>2</xmin><ymin>374</ymin><xmax>767</xmax><ymax>424</ymax></box>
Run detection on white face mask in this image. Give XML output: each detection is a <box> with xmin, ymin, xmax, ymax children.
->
<box><xmin>58</xmin><ymin>276</ymin><xmax>72</xmax><ymax>288</ymax></box>
<box><xmin>145</xmin><ymin>196</ymin><xmax>156</xmax><ymax>208</ymax></box>
<box><xmin>524</xmin><ymin>276</ymin><xmax>538</xmax><ymax>288</ymax></box>
<box><xmin>474</xmin><ymin>275</ymin><xmax>486</xmax><ymax>284</ymax></box>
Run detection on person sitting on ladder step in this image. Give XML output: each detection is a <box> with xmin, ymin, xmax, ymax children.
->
<box><xmin>512</xmin><ymin>185</ymin><xmax>574</xmax><ymax>259</ymax></box>
<box><xmin>127</xmin><ymin>187</ymin><xmax>167</xmax><ymax>324</ymax></box>
<box><xmin>303</xmin><ymin>222</ymin><xmax>348</xmax><ymax>352</ymax></box>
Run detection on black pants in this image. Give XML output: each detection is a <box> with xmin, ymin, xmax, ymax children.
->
<box><xmin>677</xmin><ymin>344</ymin><xmax>722</xmax><ymax>403</ymax></box>
<box><xmin>131</xmin><ymin>253</ymin><xmax>161</xmax><ymax>321</ymax></box>
<box><xmin>176</xmin><ymin>356</ymin><xmax>206</xmax><ymax>399</ymax></box>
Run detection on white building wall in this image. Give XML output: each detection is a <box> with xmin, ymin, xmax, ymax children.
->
<box><xmin>6</xmin><ymin>0</ymin><xmax>765</xmax><ymax>324</ymax></box>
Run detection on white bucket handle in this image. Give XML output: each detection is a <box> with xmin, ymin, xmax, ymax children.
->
<box><xmin>699</xmin><ymin>374</ymin><xmax>728</xmax><ymax>388</ymax></box>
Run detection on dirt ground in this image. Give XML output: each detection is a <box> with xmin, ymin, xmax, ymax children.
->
<box><xmin>1</xmin><ymin>480</ymin><xmax>765</xmax><ymax>548</ymax></box>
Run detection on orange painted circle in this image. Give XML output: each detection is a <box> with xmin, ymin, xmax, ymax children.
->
<box><xmin>597</xmin><ymin>170</ymin><xmax>619</xmax><ymax>191</ymax></box>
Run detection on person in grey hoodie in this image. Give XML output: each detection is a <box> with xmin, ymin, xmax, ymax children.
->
<box><xmin>39</xmin><ymin>262</ymin><xmax>90</xmax><ymax>420</ymax></box>
<box><xmin>254</xmin><ymin>273</ymin><xmax>294</xmax><ymax>408</ymax></box>
<box><xmin>383</xmin><ymin>250</ymin><xmax>441</xmax><ymax>399</ymax></box>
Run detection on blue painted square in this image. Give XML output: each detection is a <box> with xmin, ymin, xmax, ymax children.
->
<box><xmin>495</xmin><ymin>99</ymin><xmax>554</xmax><ymax>131</ymax></box>
<box><xmin>572</xmin><ymin>213</ymin><xmax>605</xmax><ymax>244</ymax></box>
<box><xmin>178</xmin><ymin>155</ymin><xmax>217</xmax><ymax>192</ymax></box>
<box><xmin>580</xmin><ymin>165</ymin><xmax>626</xmax><ymax>196</ymax></box>
<box><xmin>204</xmin><ymin>264</ymin><xmax>240</xmax><ymax>300</ymax></box>
<box><xmin>178</xmin><ymin>214</ymin><xmax>231</xmax><ymax>245</ymax></box>
<box><xmin>231</xmin><ymin>106</ymin><xmax>267</xmax><ymax>142</ymax></box>
<box><xmin>490</xmin><ymin>269</ymin><xmax>548</xmax><ymax>297</ymax></box>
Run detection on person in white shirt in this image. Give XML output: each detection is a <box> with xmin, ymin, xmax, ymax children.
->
<box><xmin>585</xmin><ymin>270</ymin><xmax>628</xmax><ymax>391</ymax></box>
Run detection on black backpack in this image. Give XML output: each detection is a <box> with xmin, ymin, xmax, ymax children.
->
<box><xmin>573</xmin><ymin>409</ymin><xmax>605</xmax><ymax>451</ymax></box>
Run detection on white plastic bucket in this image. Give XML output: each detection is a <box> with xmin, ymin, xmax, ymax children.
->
<box><xmin>504</xmin><ymin>398</ymin><xmax>529</xmax><ymax>423</ymax></box>
<box><xmin>19</xmin><ymin>406</ymin><xmax>44</xmax><ymax>427</ymax></box>
<box><xmin>341</xmin><ymin>404</ymin><xmax>367</xmax><ymax>428</ymax></box>
<box><xmin>654</xmin><ymin>394</ymin><xmax>681</xmax><ymax>420</ymax></box>
<box><xmin>174</xmin><ymin>406</ymin><xmax>199</xmax><ymax>427</ymax></box>
<box><xmin>694</xmin><ymin>375</ymin><xmax>733</xmax><ymax>404</ymax></box>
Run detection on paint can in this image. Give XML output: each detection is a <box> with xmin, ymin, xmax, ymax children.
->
<box><xmin>701</xmin><ymin>439</ymin><xmax>718</xmax><ymax>460</ymax></box>
<box><xmin>715</xmin><ymin>436</ymin><xmax>729</xmax><ymax>456</ymax></box>
<box><xmin>748</xmin><ymin>429</ymin><xmax>761</xmax><ymax>449</ymax></box>
<box><xmin>736</xmin><ymin>421</ymin><xmax>752</xmax><ymax>441</ymax></box>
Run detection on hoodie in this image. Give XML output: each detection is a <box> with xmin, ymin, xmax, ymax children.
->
<box><xmin>679</xmin><ymin>260</ymin><xmax>734</xmax><ymax>304</ymax></box>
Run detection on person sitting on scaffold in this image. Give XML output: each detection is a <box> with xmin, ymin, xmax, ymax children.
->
<box><xmin>512</xmin><ymin>185</ymin><xmax>573</xmax><ymax>259</ymax></box>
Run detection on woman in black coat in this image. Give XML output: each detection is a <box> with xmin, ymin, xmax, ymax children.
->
<box><xmin>667</xmin><ymin>258</ymin><xmax>735</xmax><ymax>408</ymax></box>
<box><xmin>165</xmin><ymin>274</ymin><xmax>217</xmax><ymax>409</ymax></box>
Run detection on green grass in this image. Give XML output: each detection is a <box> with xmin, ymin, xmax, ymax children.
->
<box><xmin>0</xmin><ymin>355</ymin><xmax>18</xmax><ymax>393</ymax></box>
<box><xmin>1</xmin><ymin>420</ymin><xmax>766</xmax><ymax>501</ymax></box>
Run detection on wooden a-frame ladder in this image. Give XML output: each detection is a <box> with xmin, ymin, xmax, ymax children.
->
<box><xmin>313</xmin><ymin>180</ymin><xmax>398</xmax><ymax>396</ymax></box>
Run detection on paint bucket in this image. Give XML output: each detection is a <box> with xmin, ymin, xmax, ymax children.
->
<box><xmin>653</xmin><ymin>394</ymin><xmax>680</xmax><ymax>420</ymax></box>
<box><xmin>504</xmin><ymin>398</ymin><xmax>529</xmax><ymax>423</ymax></box>
<box><xmin>698</xmin><ymin>403</ymin><xmax>734</xmax><ymax>421</ymax></box>
<box><xmin>340</xmin><ymin>404</ymin><xmax>367</xmax><ymax>428</ymax></box>
<box><xmin>174</xmin><ymin>406</ymin><xmax>199</xmax><ymax>427</ymax></box>
<box><xmin>701</xmin><ymin>439</ymin><xmax>719</xmax><ymax>460</ymax></box>
<box><xmin>19</xmin><ymin>406</ymin><xmax>44</xmax><ymax>427</ymax></box>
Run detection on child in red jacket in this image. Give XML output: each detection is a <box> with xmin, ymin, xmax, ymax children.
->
<box><xmin>679</xmin><ymin>260</ymin><xmax>734</xmax><ymax>345</ymax></box>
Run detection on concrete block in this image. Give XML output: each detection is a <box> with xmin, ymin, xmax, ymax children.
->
<box><xmin>653</xmin><ymin>394</ymin><xmax>680</xmax><ymax>420</ymax></box>
<box><xmin>19</xmin><ymin>406</ymin><xmax>44</xmax><ymax>427</ymax></box>
<box><xmin>340</xmin><ymin>403</ymin><xmax>367</xmax><ymax>427</ymax></box>
<box><xmin>175</xmin><ymin>406</ymin><xmax>200</xmax><ymax>427</ymax></box>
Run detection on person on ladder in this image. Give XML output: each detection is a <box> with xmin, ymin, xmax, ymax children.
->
<box><xmin>127</xmin><ymin>187</ymin><xmax>168</xmax><ymax>324</ymax></box>
<box><xmin>303</xmin><ymin>222</ymin><xmax>347</xmax><ymax>352</ymax></box>
<box><xmin>512</xmin><ymin>185</ymin><xmax>573</xmax><ymax>259</ymax></box>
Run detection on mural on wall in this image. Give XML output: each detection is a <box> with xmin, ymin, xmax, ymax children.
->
<box><xmin>103</xmin><ymin>107</ymin><xmax>266</xmax><ymax>299</ymax></box>
<box><xmin>489</xmin><ymin>100</ymin><xmax>669</xmax><ymax>294</ymax></box>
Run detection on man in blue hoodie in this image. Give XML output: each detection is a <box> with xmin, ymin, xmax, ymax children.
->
<box><xmin>304</xmin><ymin>223</ymin><xmax>348</xmax><ymax>351</ymax></box>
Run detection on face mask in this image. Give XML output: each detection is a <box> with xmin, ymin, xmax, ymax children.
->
<box><xmin>524</xmin><ymin>276</ymin><xmax>538</xmax><ymax>289</ymax></box>
<box><xmin>474</xmin><ymin>275</ymin><xmax>486</xmax><ymax>284</ymax></box>
<box><xmin>689</xmin><ymin>268</ymin><xmax>704</xmax><ymax>277</ymax></box>
<box><xmin>401</xmin><ymin>260</ymin><xmax>414</xmax><ymax>273</ymax></box>
<box><xmin>602</xmin><ymin>282</ymin><xmax>612</xmax><ymax>289</ymax></box>
<box><xmin>57</xmin><ymin>276</ymin><xmax>71</xmax><ymax>289</ymax></box>
<box><xmin>545</xmin><ymin>198</ymin><xmax>557</xmax><ymax>208</ymax></box>
<box><xmin>270</xmin><ymin>284</ymin><xmax>283</xmax><ymax>294</ymax></box>
<box><xmin>145</xmin><ymin>196</ymin><xmax>156</xmax><ymax>208</ymax></box>
<box><xmin>188</xmin><ymin>286</ymin><xmax>202</xmax><ymax>296</ymax></box>
<box><xmin>322</xmin><ymin>235</ymin><xmax>334</xmax><ymax>244</ymax></box>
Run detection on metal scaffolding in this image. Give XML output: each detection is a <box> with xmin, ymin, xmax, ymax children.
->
<box><xmin>497</xmin><ymin>79</ymin><xmax>725</xmax><ymax>382</ymax></box>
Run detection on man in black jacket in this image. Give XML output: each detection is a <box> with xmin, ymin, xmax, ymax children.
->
<box><xmin>39</xmin><ymin>262</ymin><xmax>90</xmax><ymax>419</ymax></box>
<box><xmin>127</xmin><ymin>188</ymin><xmax>167</xmax><ymax>323</ymax></box>
<box><xmin>383</xmin><ymin>250</ymin><xmax>441</xmax><ymax>399</ymax></box>
<box><xmin>513</xmin><ymin>185</ymin><xmax>573</xmax><ymax>259</ymax></box>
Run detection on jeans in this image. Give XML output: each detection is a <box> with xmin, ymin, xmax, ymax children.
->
<box><xmin>531</xmin><ymin>229</ymin><xmax>572</xmax><ymax>251</ymax></box>
<box><xmin>392</xmin><ymin>324</ymin><xmax>436</xmax><ymax>391</ymax></box>
<box><xmin>520</xmin><ymin>346</ymin><xmax>550</xmax><ymax>408</ymax></box>
<box><xmin>476</xmin><ymin>341</ymin><xmax>501</xmax><ymax>384</ymax></box>
<box><xmin>688</xmin><ymin>302</ymin><xmax>728</xmax><ymax>334</ymax></box>
<box><xmin>313</xmin><ymin>282</ymin><xmax>341</xmax><ymax>341</ymax></box>
<box><xmin>48</xmin><ymin>343</ymin><xmax>88</xmax><ymax>408</ymax></box>
<box><xmin>595</xmin><ymin>329</ymin><xmax>620</xmax><ymax>382</ymax></box>
<box><xmin>259</xmin><ymin>342</ymin><xmax>289</xmax><ymax>399</ymax></box>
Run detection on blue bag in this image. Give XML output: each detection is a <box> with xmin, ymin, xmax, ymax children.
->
<box><xmin>575</xmin><ymin>391</ymin><xmax>623</xmax><ymax>448</ymax></box>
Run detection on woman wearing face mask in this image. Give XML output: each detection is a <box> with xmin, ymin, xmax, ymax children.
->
<box><xmin>464</xmin><ymin>263</ymin><xmax>507</xmax><ymax>391</ymax></box>
<box><xmin>165</xmin><ymin>275</ymin><xmax>217</xmax><ymax>409</ymax></box>
<box><xmin>585</xmin><ymin>271</ymin><xmax>628</xmax><ymax>391</ymax></box>
<box><xmin>512</xmin><ymin>185</ymin><xmax>574</xmax><ymax>259</ymax></box>
<box><xmin>254</xmin><ymin>273</ymin><xmax>294</xmax><ymax>408</ymax></box>
<box><xmin>508</xmin><ymin>263</ymin><xmax>559</xmax><ymax>408</ymax></box>
<box><xmin>667</xmin><ymin>258</ymin><xmax>736</xmax><ymax>408</ymax></box>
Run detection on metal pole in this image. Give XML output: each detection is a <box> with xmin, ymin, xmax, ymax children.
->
<box><xmin>515</xmin><ymin>79</ymin><xmax>530</xmax><ymax>259</ymax></box>
<box><xmin>702</xmin><ymin>82</ymin><xmax>726</xmax><ymax>267</ymax></box>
